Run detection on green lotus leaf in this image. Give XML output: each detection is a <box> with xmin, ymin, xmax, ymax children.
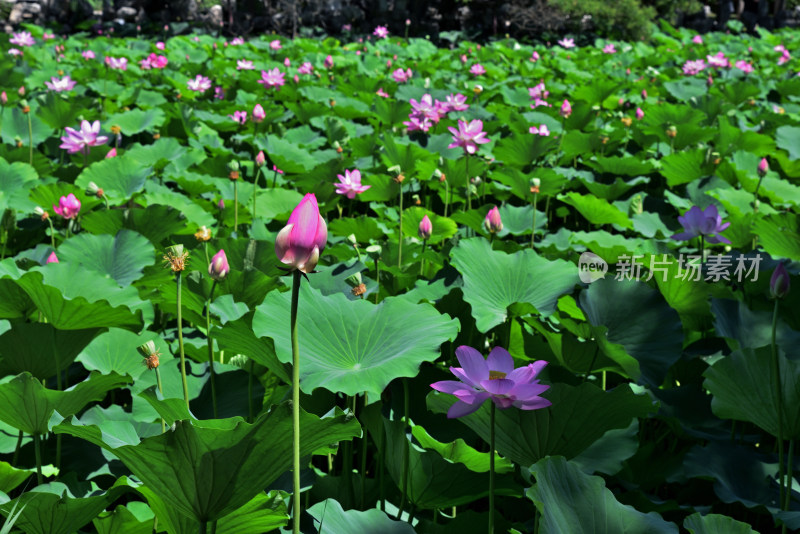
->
<box><xmin>308</xmin><ymin>499</ymin><xmax>416</xmax><ymax>534</ymax></box>
<box><xmin>683</xmin><ymin>512</ymin><xmax>758</xmax><ymax>534</ymax></box>
<box><xmin>559</xmin><ymin>192</ymin><xmax>633</xmax><ymax>229</ymax></box>
<box><xmin>0</xmin><ymin>323</ymin><xmax>100</xmax><ymax>380</ymax></box>
<box><xmin>56</xmin><ymin>230</ymin><xmax>154</xmax><ymax>286</ymax></box>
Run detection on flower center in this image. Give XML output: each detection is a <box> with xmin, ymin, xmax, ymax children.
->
<box><xmin>488</xmin><ymin>370</ymin><xmax>506</xmax><ymax>380</ymax></box>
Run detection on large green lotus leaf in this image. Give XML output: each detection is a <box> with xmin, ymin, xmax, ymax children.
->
<box><xmin>212</xmin><ymin>316</ymin><xmax>290</xmax><ymax>384</ymax></box>
<box><xmin>13</xmin><ymin>267</ymin><xmax>145</xmax><ymax>331</ymax></box>
<box><xmin>0</xmin><ymin>460</ymin><xmax>33</xmax><ymax>493</ymax></box>
<box><xmin>401</xmin><ymin>207</ymin><xmax>458</xmax><ymax>245</ymax></box>
<box><xmin>36</xmin><ymin>92</ymin><xmax>83</xmax><ymax>130</ymax></box>
<box><xmin>0</xmin><ymin>481</ymin><xmax>129</xmax><ymax>534</ymax></box>
<box><xmin>660</xmin><ymin>149</ymin><xmax>709</xmax><ymax>187</ymax></box>
<box><xmin>0</xmin><ymin>371</ymin><xmax>132</xmax><ymax>435</ymax></box>
<box><xmin>254</xmin><ymin>187</ymin><xmax>305</xmax><ymax>220</ymax></box>
<box><xmin>0</xmin><ymin>277</ymin><xmax>34</xmax><ymax>319</ymax></box>
<box><xmin>93</xmin><ymin>502</ymin><xmax>154</xmax><ymax>534</ymax></box>
<box><xmin>579</xmin><ymin>278</ymin><xmax>683</xmax><ymax>387</ymax></box>
<box><xmin>328</xmin><ymin>216</ymin><xmax>385</xmax><ymax>243</ymax></box>
<box><xmin>493</xmin><ymin>134</ymin><xmax>555</xmax><ymax>167</ymax></box>
<box><xmin>0</xmin><ymin>323</ymin><xmax>100</xmax><ymax>380</ymax></box>
<box><xmin>308</xmin><ymin>499</ymin><xmax>416</xmax><ymax>534</ymax></box>
<box><xmin>74</xmin><ymin>155</ymin><xmax>152</xmax><ymax>204</ymax></box>
<box><xmin>498</xmin><ymin>204</ymin><xmax>546</xmax><ymax>237</ymax></box>
<box><xmin>645</xmin><ymin>254</ymin><xmax>712</xmax><ymax>331</ymax></box>
<box><xmin>712</xmin><ymin>298</ymin><xmax>800</xmax><ymax>360</ymax></box>
<box><xmin>570</xmin><ymin>231</ymin><xmax>662</xmax><ymax>264</ymax></box>
<box><xmin>252</xmin><ymin>282</ymin><xmax>459</xmax><ymax>396</ymax></box>
<box><xmin>571</xmin><ymin>420</ymin><xmax>640</xmax><ymax>477</ymax></box>
<box><xmin>76</xmin><ymin>328</ymin><xmax>164</xmax><ymax>379</ymax></box>
<box><xmin>54</xmin><ymin>404</ymin><xmax>359</xmax><ymax>523</ymax></box>
<box><xmin>81</xmin><ymin>205</ymin><xmax>191</xmax><ymax>246</ymax></box>
<box><xmin>106</xmin><ymin>108</ymin><xmax>166</xmax><ymax>136</ymax></box>
<box><xmin>1</xmin><ymin>107</ymin><xmax>53</xmax><ymax>146</ymax></box>
<box><xmin>56</xmin><ymin>230</ymin><xmax>154</xmax><ymax>286</ymax></box>
<box><xmin>411</xmin><ymin>425</ymin><xmax>513</xmax><ymax>474</ymax></box>
<box><xmin>257</xmin><ymin>135</ymin><xmax>319</xmax><ymax>173</ymax></box>
<box><xmin>703</xmin><ymin>346</ymin><xmax>800</xmax><ymax>438</ymax></box>
<box><xmin>559</xmin><ymin>192</ymin><xmax>633</xmax><ymax>229</ymax></box>
<box><xmin>143</xmin><ymin>188</ymin><xmax>215</xmax><ymax>228</ymax></box>
<box><xmin>776</xmin><ymin>125</ymin><xmax>800</xmax><ymax>160</ymax></box>
<box><xmin>586</xmin><ymin>156</ymin><xmax>656</xmax><ymax>177</ymax></box>
<box><xmin>753</xmin><ymin>213</ymin><xmax>800</xmax><ymax>262</ymax></box>
<box><xmin>0</xmin><ymin>158</ymin><xmax>38</xmax><ymax>215</ymax></box>
<box><xmin>427</xmin><ymin>382</ymin><xmax>655</xmax><ymax>467</ymax></box>
<box><xmin>451</xmin><ymin>238</ymin><xmax>578</xmax><ymax>332</ymax></box>
<box><xmin>527</xmin><ymin>456</ymin><xmax>678</xmax><ymax>534</ymax></box>
<box><xmin>683</xmin><ymin>512</ymin><xmax>758</xmax><ymax>534</ymax></box>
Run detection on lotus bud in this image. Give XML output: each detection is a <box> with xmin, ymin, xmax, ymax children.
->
<box><xmin>636</xmin><ymin>107</ymin><xmax>644</xmax><ymax>120</ymax></box>
<box><xmin>275</xmin><ymin>193</ymin><xmax>328</xmax><ymax>273</ymax></box>
<box><xmin>46</xmin><ymin>251</ymin><xmax>59</xmax><ymax>264</ymax></box>
<box><xmin>324</xmin><ymin>55</ymin><xmax>333</xmax><ymax>69</ymax></box>
<box><xmin>365</xmin><ymin>244</ymin><xmax>382</xmax><ymax>260</ymax></box>
<box><xmin>0</xmin><ymin>92</ymin><xmax>6</xmax><ymax>105</ymax></box>
<box><xmin>484</xmin><ymin>206</ymin><xmax>503</xmax><ymax>233</ymax></box>
<box><xmin>217</xmin><ymin>198</ymin><xmax>225</xmax><ymax>210</ymax></box>
<box><xmin>34</xmin><ymin>206</ymin><xmax>46</xmax><ymax>218</ymax></box>
<box><xmin>758</xmin><ymin>158</ymin><xmax>769</xmax><ymax>177</ymax></box>
<box><xmin>418</xmin><ymin>215</ymin><xmax>432</xmax><ymax>240</ymax></box>
<box><xmin>253</xmin><ymin>103</ymin><xmax>266</xmax><ymax>123</ymax></box>
<box><xmin>256</xmin><ymin>150</ymin><xmax>266</xmax><ymax>167</ymax></box>
<box><xmin>560</xmin><ymin>99</ymin><xmax>572</xmax><ymax>118</ymax></box>
<box><xmin>86</xmin><ymin>182</ymin><xmax>101</xmax><ymax>195</ymax></box>
<box><xmin>471</xmin><ymin>176</ymin><xmax>482</xmax><ymax>186</ymax></box>
<box><xmin>770</xmin><ymin>262</ymin><xmax>790</xmax><ymax>299</ymax></box>
<box><xmin>345</xmin><ymin>271</ymin><xmax>363</xmax><ymax>288</ymax></box>
<box><xmin>208</xmin><ymin>249</ymin><xmax>230</xmax><ymax>281</ymax></box>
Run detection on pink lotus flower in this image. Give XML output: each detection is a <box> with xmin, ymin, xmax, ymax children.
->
<box><xmin>297</xmin><ymin>61</ymin><xmax>313</xmax><ymax>75</ymax></box>
<box><xmin>735</xmin><ymin>60</ymin><xmax>753</xmax><ymax>73</ymax></box>
<box><xmin>560</xmin><ymin>99</ymin><xmax>572</xmax><ymax>118</ymax></box>
<box><xmin>324</xmin><ymin>55</ymin><xmax>333</xmax><ymax>69</ymax></box>
<box><xmin>270</xmin><ymin>39</ymin><xmax>282</xmax><ymax>50</ymax></box>
<box><xmin>529</xmin><ymin>82</ymin><xmax>549</xmax><ymax>100</ymax></box>
<box><xmin>59</xmin><ymin>120</ymin><xmax>109</xmax><ymax>155</ymax></box>
<box><xmin>140</xmin><ymin>53</ymin><xmax>168</xmax><ymax>70</ymax></box>
<box><xmin>229</xmin><ymin>110</ymin><xmax>247</xmax><ymax>124</ymax></box>
<box><xmin>404</xmin><ymin>116</ymin><xmax>432</xmax><ymax>133</ymax></box>
<box><xmin>187</xmin><ymin>75</ymin><xmax>212</xmax><ymax>92</ymax></box>
<box><xmin>418</xmin><ymin>215</ymin><xmax>432</xmax><ymax>240</ymax></box>
<box><xmin>636</xmin><ymin>107</ymin><xmax>644</xmax><ymax>120</ymax></box>
<box><xmin>258</xmin><ymin>68</ymin><xmax>285</xmax><ymax>89</ymax></box>
<box><xmin>105</xmin><ymin>56</ymin><xmax>128</xmax><ymax>70</ymax></box>
<box><xmin>484</xmin><ymin>206</ymin><xmax>503</xmax><ymax>233</ymax></box>
<box><xmin>53</xmin><ymin>193</ymin><xmax>81</xmax><ymax>219</ymax></box>
<box><xmin>373</xmin><ymin>26</ymin><xmax>389</xmax><ymax>39</ymax></box>
<box><xmin>208</xmin><ymin>249</ymin><xmax>230</xmax><ymax>281</ymax></box>
<box><xmin>106</xmin><ymin>147</ymin><xmax>117</xmax><ymax>158</ymax></box>
<box><xmin>431</xmin><ymin>346</ymin><xmax>550</xmax><ymax>418</ymax></box>
<box><xmin>706</xmin><ymin>52</ymin><xmax>730</xmax><ymax>68</ymax></box>
<box><xmin>82</xmin><ymin>50</ymin><xmax>95</xmax><ymax>60</ymax></box>
<box><xmin>409</xmin><ymin>94</ymin><xmax>441</xmax><ymax>122</ymax></box>
<box><xmin>392</xmin><ymin>68</ymin><xmax>412</xmax><ymax>83</ymax></box>
<box><xmin>470</xmin><ymin>63</ymin><xmax>486</xmax><ymax>76</ymax></box>
<box><xmin>256</xmin><ymin>151</ymin><xmax>266</xmax><ymax>166</ymax></box>
<box><xmin>45</xmin><ymin>75</ymin><xmax>76</xmax><ymax>92</ymax></box>
<box><xmin>43</xmin><ymin>32</ymin><xmax>55</xmax><ymax>40</ymax></box>
<box><xmin>444</xmin><ymin>93</ymin><xmax>469</xmax><ymax>112</ymax></box>
<box><xmin>253</xmin><ymin>103</ymin><xmax>266</xmax><ymax>122</ymax></box>
<box><xmin>530</xmin><ymin>51</ymin><xmax>540</xmax><ymax>62</ymax></box>
<box><xmin>10</xmin><ymin>31</ymin><xmax>35</xmax><ymax>47</ymax></box>
<box><xmin>214</xmin><ymin>86</ymin><xmax>225</xmax><ymax>99</ymax></box>
<box><xmin>692</xmin><ymin>35</ymin><xmax>703</xmax><ymax>45</ymax></box>
<box><xmin>156</xmin><ymin>41</ymin><xmax>166</xmax><ymax>50</ymax></box>
<box><xmin>335</xmin><ymin>169</ymin><xmax>371</xmax><ymax>199</ymax></box>
<box><xmin>1</xmin><ymin>92</ymin><xmax>6</xmax><ymax>105</ymax></box>
<box><xmin>46</xmin><ymin>252</ymin><xmax>59</xmax><ymax>264</ymax></box>
<box><xmin>237</xmin><ymin>59</ymin><xmax>255</xmax><ymax>70</ymax></box>
<box><xmin>529</xmin><ymin>124</ymin><xmax>550</xmax><ymax>136</ymax></box>
<box><xmin>682</xmin><ymin>59</ymin><xmax>706</xmax><ymax>75</ymax></box>
<box><xmin>558</xmin><ymin>38</ymin><xmax>575</xmax><ymax>49</ymax></box>
<box><xmin>8</xmin><ymin>48</ymin><xmax>21</xmax><ymax>57</ymax></box>
<box><xmin>284</xmin><ymin>57</ymin><xmax>291</xmax><ymax>67</ymax></box>
<box><xmin>275</xmin><ymin>193</ymin><xmax>328</xmax><ymax>273</ymax></box>
<box><xmin>602</xmin><ymin>43</ymin><xmax>616</xmax><ymax>54</ymax></box>
<box><xmin>376</xmin><ymin>87</ymin><xmax>390</xmax><ymax>98</ymax></box>
<box><xmin>231</xmin><ymin>37</ymin><xmax>244</xmax><ymax>46</ymax></box>
<box><xmin>758</xmin><ymin>158</ymin><xmax>769</xmax><ymax>177</ymax></box>
<box><xmin>448</xmin><ymin>119</ymin><xmax>490</xmax><ymax>155</ymax></box>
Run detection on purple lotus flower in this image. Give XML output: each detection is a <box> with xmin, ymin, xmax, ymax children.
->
<box><xmin>275</xmin><ymin>193</ymin><xmax>328</xmax><ymax>273</ymax></box>
<box><xmin>671</xmin><ymin>205</ymin><xmax>730</xmax><ymax>244</ymax></box>
<box><xmin>448</xmin><ymin>119</ymin><xmax>490</xmax><ymax>155</ymax></box>
<box><xmin>53</xmin><ymin>193</ymin><xmax>81</xmax><ymax>219</ymax></box>
<box><xmin>59</xmin><ymin>120</ymin><xmax>109</xmax><ymax>155</ymax></box>
<box><xmin>334</xmin><ymin>169</ymin><xmax>370</xmax><ymax>199</ymax></box>
<box><xmin>208</xmin><ymin>249</ymin><xmax>230</xmax><ymax>281</ymax></box>
<box><xmin>770</xmin><ymin>262</ymin><xmax>791</xmax><ymax>299</ymax></box>
<box><xmin>45</xmin><ymin>75</ymin><xmax>76</xmax><ymax>92</ymax></box>
<box><xmin>187</xmin><ymin>75</ymin><xmax>212</xmax><ymax>92</ymax></box>
<box><xmin>431</xmin><ymin>346</ymin><xmax>551</xmax><ymax>418</ymax></box>
<box><xmin>258</xmin><ymin>68</ymin><xmax>285</xmax><ymax>89</ymax></box>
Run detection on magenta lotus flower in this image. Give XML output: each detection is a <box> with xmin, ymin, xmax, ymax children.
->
<box><xmin>376</xmin><ymin>87</ymin><xmax>390</xmax><ymax>98</ymax></box>
<box><xmin>444</xmin><ymin>93</ymin><xmax>469</xmax><ymax>112</ymax></box>
<box><xmin>529</xmin><ymin>124</ymin><xmax>550</xmax><ymax>136</ymax></box>
<box><xmin>60</xmin><ymin>120</ymin><xmax>109</xmax><ymax>155</ymax></box>
<box><xmin>187</xmin><ymin>75</ymin><xmax>212</xmax><ymax>92</ymax></box>
<box><xmin>269</xmin><ymin>39</ymin><xmax>282</xmax><ymax>50</ymax></box>
<box><xmin>470</xmin><ymin>63</ymin><xmax>486</xmax><ymax>76</ymax></box>
<box><xmin>53</xmin><ymin>193</ymin><xmax>81</xmax><ymax>219</ymax></box>
<box><xmin>214</xmin><ymin>86</ymin><xmax>225</xmax><ymax>99</ymax></box>
<box><xmin>560</xmin><ymin>99</ymin><xmax>572</xmax><ymax>118</ymax></box>
<box><xmin>237</xmin><ymin>59</ymin><xmax>255</xmax><ymax>70</ymax></box>
<box><xmin>671</xmin><ymin>205</ymin><xmax>730</xmax><ymax>244</ymax></box>
<box><xmin>256</xmin><ymin>150</ymin><xmax>266</xmax><ymax>166</ymax></box>
<box><xmin>297</xmin><ymin>61</ymin><xmax>313</xmax><ymax>75</ymax></box>
<box><xmin>258</xmin><ymin>68</ymin><xmax>285</xmax><ymax>89</ymax></box>
<box><xmin>484</xmin><ymin>206</ymin><xmax>503</xmax><ymax>233</ymax></box>
<box><xmin>431</xmin><ymin>346</ymin><xmax>551</xmax><ymax>418</ymax></box>
<box><xmin>770</xmin><ymin>262</ymin><xmax>791</xmax><ymax>299</ymax></box>
<box><xmin>45</xmin><ymin>76</ymin><xmax>76</xmax><ymax>92</ymax></box>
<box><xmin>392</xmin><ymin>68</ymin><xmax>412</xmax><ymax>83</ymax></box>
<box><xmin>324</xmin><ymin>55</ymin><xmax>333</xmax><ymax>69</ymax></box>
<box><xmin>46</xmin><ymin>252</ymin><xmax>59</xmax><ymax>264</ymax></box>
<box><xmin>82</xmin><ymin>50</ymin><xmax>95</xmax><ymax>60</ymax></box>
<box><xmin>530</xmin><ymin>51</ymin><xmax>540</xmax><ymax>62</ymax></box>
<box><xmin>706</xmin><ymin>52</ymin><xmax>730</xmax><ymax>68</ymax></box>
<box><xmin>636</xmin><ymin>107</ymin><xmax>644</xmax><ymax>120</ymax></box>
<box><xmin>408</xmin><ymin>94</ymin><xmax>441</xmax><ymax>123</ymax></box>
<box><xmin>335</xmin><ymin>169</ymin><xmax>371</xmax><ymax>199</ymax></box>
<box><xmin>403</xmin><ymin>116</ymin><xmax>432</xmax><ymax>133</ymax></box>
<box><xmin>208</xmin><ymin>249</ymin><xmax>230</xmax><ymax>281</ymax></box>
<box><xmin>253</xmin><ymin>104</ymin><xmax>266</xmax><ymax>123</ymax></box>
<box><xmin>602</xmin><ymin>43</ymin><xmax>616</xmax><ymax>54</ymax></box>
<box><xmin>448</xmin><ymin>119</ymin><xmax>490</xmax><ymax>155</ymax></box>
<box><xmin>140</xmin><ymin>53</ymin><xmax>168</xmax><ymax>70</ymax></box>
<box><xmin>692</xmin><ymin>35</ymin><xmax>703</xmax><ymax>44</ymax></box>
<box><xmin>10</xmin><ymin>32</ymin><xmax>35</xmax><ymax>47</ymax></box>
<box><xmin>758</xmin><ymin>158</ymin><xmax>769</xmax><ymax>177</ymax></box>
<box><xmin>558</xmin><ymin>38</ymin><xmax>575</xmax><ymax>49</ymax></box>
<box><xmin>682</xmin><ymin>59</ymin><xmax>706</xmax><ymax>75</ymax></box>
<box><xmin>229</xmin><ymin>110</ymin><xmax>247</xmax><ymax>124</ymax></box>
<box><xmin>106</xmin><ymin>147</ymin><xmax>117</xmax><ymax>158</ymax></box>
<box><xmin>105</xmin><ymin>56</ymin><xmax>128</xmax><ymax>70</ymax></box>
<box><xmin>418</xmin><ymin>215</ymin><xmax>432</xmax><ymax>240</ymax></box>
<box><xmin>373</xmin><ymin>25</ymin><xmax>389</xmax><ymax>39</ymax></box>
<box><xmin>735</xmin><ymin>60</ymin><xmax>753</xmax><ymax>73</ymax></box>
<box><xmin>275</xmin><ymin>193</ymin><xmax>328</xmax><ymax>274</ymax></box>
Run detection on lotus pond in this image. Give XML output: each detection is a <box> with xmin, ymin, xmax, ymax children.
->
<box><xmin>0</xmin><ymin>19</ymin><xmax>799</xmax><ymax>534</ymax></box>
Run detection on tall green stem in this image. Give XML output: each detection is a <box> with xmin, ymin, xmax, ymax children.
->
<box><xmin>444</xmin><ymin>179</ymin><xmax>450</xmax><ymax>218</ymax></box>
<box><xmin>12</xmin><ymin>430</ymin><xmax>22</xmax><ymax>466</ymax></box>
<box><xmin>176</xmin><ymin>271</ymin><xmax>190</xmax><ymax>410</ymax></box>
<box><xmin>396</xmin><ymin>379</ymin><xmax>411</xmax><ymax>520</ymax></box>
<box><xmin>247</xmin><ymin>359</ymin><xmax>254</xmax><ymax>423</ymax></box>
<box><xmin>27</xmin><ymin>110</ymin><xmax>33</xmax><ymax>165</ymax></box>
<box><xmin>47</xmin><ymin>217</ymin><xmax>56</xmax><ymax>250</ymax></box>
<box><xmin>420</xmin><ymin>240</ymin><xmax>427</xmax><ymax>276</ymax></box>
<box><xmin>233</xmin><ymin>180</ymin><xmax>239</xmax><ymax>232</ymax></box>
<box><xmin>290</xmin><ymin>270</ymin><xmax>303</xmax><ymax>534</ymax></box>
<box><xmin>489</xmin><ymin>401</ymin><xmax>496</xmax><ymax>534</ymax></box>
<box><xmin>374</xmin><ymin>258</ymin><xmax>380</xmax><ymax>304</ymax></box>
<box><xmin>360</xmin><ymin>393</ymin><xmax>368</xmax><ymax>509</ymax></box>
<box><xmin>465</xmin><ymin>156</ymin><xmax>471</xmax><ymax>212</ymax></box>
<box><xmin>772</xmin><ymin>298</ymin><xmax>786</xmax><ymax>510</ymax></box>
<box><xmin>156</xmin><ymin>367</ymin><xmax>166</xmax><ymax>433</ymax></box>
<box><xmin>198</xmin><ymin>521</ymin><xmax>207</xmax><ymax>534</ymax></box>
<box><xmin>785</xmin><ymin>439</ymin><xmax>795</xmax><ymax>524</ymax></box>
<box><xmin>33</xmin><ymin>433</ymin><xmax>42</xmax><ymax>485</ymax></box>
<box><xmin>398</xmin><ymin>182</ymin><xmax>403</xmax><ymax>268</ymax></box>
<box><xmin>206</xmin><ymin>281</ymin><xmax>218</xmax><ymax>418</ymax></box>
<box><xmin>531</xmin><ymin>193</ymin><xmax>538</xmax><ymax>249</ymax></box>
<box><xmin>252</xmin><ymin>167</ymin><xmax>261</xmax><ymax>224</ymax></box>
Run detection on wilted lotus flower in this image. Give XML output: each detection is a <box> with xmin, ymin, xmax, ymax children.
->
<box><xmin>431</xmin><ymin>346</ymin><xmax>551</xmax><ymax>418</ymax></box>
<box><xmin>275</xmin><ymin>193</ymin><xmax>328</xmax><ymax>273</ymax></box>
<box><xmin>418</xmin><ymin>215</ymin><xmax>432</xmax><ymax>240</ymax></box>
<box><xmin>46</xmin><ymin>252</ymin><xmax>59</xmax><ymax>264</ymax></box>
<box><xmin>484</xmin><ymin>206</ymin><xmax>503</xmax><ymax>233</ymax></box>
<box><xmin>53</xmin><ymin>193</ymin><xmax>81</xmax><ymax>219</ymax></box>
<box><xmin>334</xmin><ymin>169</ymin><xmax>370</xmax><ymax>199</ymax></box>
<box><xmin>671</xmin><ymin>205</ymin><xmax>730</xmax><ymax>244</ymax></box>
<box><xmin>770</xmin><ymin>262</ymin><xmax>791</xmax><ymax>299</ymax></box>
<box><xmin>208</xmin><ymin>249</ymin><xmax>230</xmax><ymax>281</ymax></box>
<box><xmin>758</xmin><ymin>158</ymin><xmax>769</xmax><ymax>177</ymax></box>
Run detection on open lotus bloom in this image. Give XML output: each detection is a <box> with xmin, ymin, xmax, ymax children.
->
<box><xmin>671</xmin><ymin>204</ymin><xmax>730</xmax><ymax>244</ymax></box>
<box><xmin>431</xmin><ymin>346</ymin><xmax>551</xmax><ymax>418</ymax></box>
<box><xmin>275</xmin><ymin>193</ymin><xmax>328</xmax><ymax>273</ymax></box>
<box><xmin>53</xmin><ymin>193</ymin><xmax>81</xmax><ymax>219</ymax></box>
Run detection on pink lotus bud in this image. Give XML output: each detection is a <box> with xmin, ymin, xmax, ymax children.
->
<box><xmin>758</xmin><ymin>158</ymin><xmax>769</xmax><ymax>177</ymax></box>
<box><xmin>293</xmin><ymin>74</ymin><xmax>299</xmax><ymax>84</ymax></box>
<box><xmin>256</xmin><ymin>150</ymin><xmax>266</xmax><ymax>166</ymax></box>
<box><xmin>707</xmin><ymin>75</ymin><xmax>713</xmax><ymax>86</ymax></box>
<box><xmin>0</xmin><ymin>92</ymin><xmax>6</xmax><ymax>105</ymax></box>
<box><xmin>484</xmin><ymin>206</ymin><xmax>503</xmax><ymax>233</ymax></box>
<box><xmin>770</xmin><ymin>262</ymin><xmax>790</xmax><ymax>299</ymax></box>
<box><xmin>387</xmin><ymin>59</ymin><xmax>392</xmax><ymax>67</ymax></box>
<box><xmin>641</xmin><ymin>89</ymin><xmax>647</xmax><ymax>99</ymax></box>
<box><xmin>284</xmin><ymin>57</ymin><xmax>291</xmax><ymax>67</ymax></box>
<box><xmin>324</xmin><ymin>55</ymin><xmax>333</xmax><ymax>69</ymax></box>
<box><xmin>217</xmin><ymin>198</ymin><xmax>225</xmax><ymax>210</ymax></box>
<box><xmin>560</xmin><ymin>99</ymin><xmax>572</xmax><ymax>118</ymax></box>
<box><xmin>418</xmin><ymin>215</ymin><xmax>432</xmax><ymax>240</ymax></box>
<box><xmin>106</xmin><ymin>147</ymin><xmax>117</xmax><ymax>158</ymax></box>
<box><xmin>53</xmin><ymin>193</ymin><xmax>81</xmax><ymax>219</ymax></box>
<box><xmin>275</xmin><ymin>193</ymin><xmax>328</xmax><ymax>273</ymax></box>
<box><xmin>18</xmin><ymin>86</ymin><xmax>25</xmax><ymax>96</ymax></box>
<box><xmin>253</xmin><ymin>103</ymin><xmax>266</xmax><ymax>123</ymax></box>
<box><xmin>46</xmin><ymin>252</ymin><xmax>59</xmax><ymax>264</ymax></box>
<box><xmin>208</xmin><ymin>249</ymin><xmax>230</xmax><ymax>281</ymax></box>
<box><xmin>636</xmin><ymin>107</ymin><xmax>644</xmax><ymax>120</ymax></box>
<box><xmin>156</xmin><ymin>41</ymin><xmax>165</xmax><ymax>50</ymax></box>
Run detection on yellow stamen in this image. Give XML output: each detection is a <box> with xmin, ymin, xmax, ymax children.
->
<box><xmin>489</xmin><ymin>370</ymin><xmax>506</xmax><ymax>380</ymax></box>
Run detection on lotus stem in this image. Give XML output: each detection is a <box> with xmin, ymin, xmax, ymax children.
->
<box><xmin>396</xmin><ymin>379</ymin><xmax>411</xmax><ymax>520</ymax></box>
<box><xmin>27</xmin><ymin>110</ymin><xmax>33</xmax><ymax>166</ymax></box>
<box><xmin>785</xmin><ymin>438</ymin><xmax>794</xmax><ymax>519</ymax></box>
<box><xmin>290</xmin><ymin>269</ymin><xmax>303</xmax><ymax>534</ymax></box>
<box><xmin>252</xmin><ymin>166</ymin><xmax>261</xmax><ymax>223</ymax></box>
<box><xmin>531</xmin><ymin>192</ymin><xmax>538</xmax><ymax>248</ymax></box>
<box><xmin>772</xmin><ymin>298</ymin><xmax>786</xmax><ymax>511</ymax></box>
<box><xmin>444</xmin><ymin>178</ymin><xmax>450</xmax><ymax>218</ymax></box>
<box><xmin>420</xmin><ymin>240</ymin><xmax>427</xmax><ymax>276</ymax></box>
<box><xmin>176</xmin><ymin>271</ymin><xmax>190</xmax><ymax>410</ymax></box>
<box><xmin>374</xmin><ymin>258</ymin><xmax>380</xmax><ymax>304</ymax></box>
<box><xmin>233</xmin><ymin>180</ymin><xmax>239</xmax><ymax>232</ymax></box>
<box><xmin>206</xmin><ymin>280</ymin><xmax>218</xmax><ymax>419</ymax></box>
<box><xmin>33</xmin><ymin>433</ymin><xmax>42</xmax><ymax>485</ymax></box>
<box><xmin>465</xmin><ymin>156</ymin><xmax>471</xmax><ymax>213</ymax></box>
<box><xmin>360</xmin><ymin>393</ymin><xmax>368</xmax><ymax>509</ymax></box>
<box><xmin>342</xmin><ymin>395</ymin><xmax>355</xmax><ymax>506</ymax></box>
<box><xmin>489</xmin><ymin>401</ymin><xmax>496</xmax><ymax>534</ymax></box>
<box><xmin>247</xmin><ymin>358</ymin><xmax>254</xmax><ymax>423</ymax></box>
<box><xmin>198</xmin><ymin>521</ymin><xmax>206</xmax><ymax>534</ymax></box>
<box><xmin>155</xmin><ymin>367</ymin><xmax>166</xmax><ymax>433</ymax></box>
<box><xmin>398</xmin><ymin>182</ymin><xmax>403</xmax><ymax>268</ymax></box>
